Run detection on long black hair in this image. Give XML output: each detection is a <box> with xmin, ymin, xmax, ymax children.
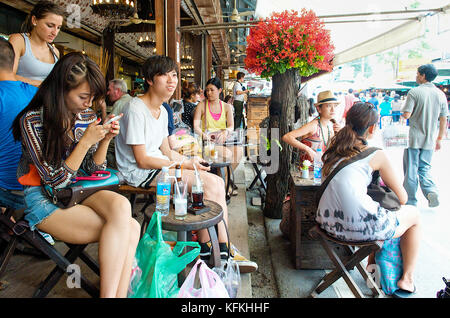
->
<box><xmin>322</xmin><ymin>102</ymin><xmax>379</xmax><ymax>177</ymax></box>
<box><xmin>12</xmin><ymin>52</ymin><xmax>106</xmax><ymax>166</ymax></box>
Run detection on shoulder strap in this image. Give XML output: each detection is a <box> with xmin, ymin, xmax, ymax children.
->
<box><xmin>315</xmin><ymin>147</ymin><xmax>381</xmax><ymax>206</ymax></box>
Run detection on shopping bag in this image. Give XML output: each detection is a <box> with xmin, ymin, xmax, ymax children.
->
<box><xmin>375</xmin><ymin>237</ymin><xmax>403</xmax><ymax>295</ymax></box>
<box><xmin>212</xmin><ymin>257</ymin><xmax>241</xmax><ymax>298</ymax></box>
<box><xmin>177</xmin><ymin>259</ymin><xmax>230</xmax><ymax>298</ymax></box>
<box><xmin>128</xmin><ymin>212</ymin><xmax>200</xmax><ymax>298</ymax></box>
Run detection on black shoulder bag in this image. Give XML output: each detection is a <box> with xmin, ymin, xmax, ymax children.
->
<box><xmin>315</xmin><ymin>147</ymin><xmax>401</xmax><ymax>211</ymax></box>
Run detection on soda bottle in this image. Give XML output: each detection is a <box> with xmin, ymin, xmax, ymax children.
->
<box><xmin>156</xmin><ymin>166</ymin><xmax>171</xmax><ymax>216</ymax></box>
<box><xmin>313</xmin><ymin>149</ymin><xmax>323</xmax><ymax>185</ymax></box>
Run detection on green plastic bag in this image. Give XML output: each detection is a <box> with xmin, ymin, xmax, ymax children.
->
<box><xmin>128</xmin><ymin>212</ymin><xmax>200</xmax><ymax>298</ymax></box>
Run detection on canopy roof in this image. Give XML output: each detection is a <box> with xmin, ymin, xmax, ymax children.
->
<box><xmin>255</xmin><ymin>0</ymin><xmax>450</xmax><ymax>66</ymax></box>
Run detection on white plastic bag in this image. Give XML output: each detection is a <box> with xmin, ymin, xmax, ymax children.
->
<box><xmin>177</xmin><ymin>259</ymin><xmax>230</xmax><ymax>298</ymax></box>
<box><xmin>213</xmin><ymin>258</ymin><xmax>241</xmax><ymax>298</ymax></box>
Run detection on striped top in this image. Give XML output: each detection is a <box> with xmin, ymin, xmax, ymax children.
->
<box><xmin>17</xmin><ymin>107</ymin><xmax>107</xmax><ymax>189</ymax></box>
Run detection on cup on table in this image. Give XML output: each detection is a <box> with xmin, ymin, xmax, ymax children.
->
<box><xmin>174</xmin><ymin>182</ymin><xmax>187</xmax><ymax>220</ymax></box>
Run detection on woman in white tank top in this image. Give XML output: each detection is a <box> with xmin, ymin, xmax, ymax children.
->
<box><xmin>318</xmin><ymin>102</ymin><xmax>421</xmax><ymax>294</ymax></box>
<box><xmin>8</xmin><ymin>1</ymin><xmax>63</xmax><ymax>87</ymax></box>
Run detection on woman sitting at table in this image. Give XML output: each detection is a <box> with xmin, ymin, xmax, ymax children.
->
<box><xmin>12</xmin><ymin>52</ymin><xmax>140</xmax><ymax>298</ymax></box>
<box><xmin>193</xmin><ymin>77</ymin><xmax>243</xmax><ymax>179</ymax></box>
<box><xmin>282</xmin><ymin>90</ymin><xmax>341</xmax><ymax>164</ymax></box>
<box><xmin>318</xmin><ymin>102</ymin><xmax>420</xmax><ymax>297</ymax></box>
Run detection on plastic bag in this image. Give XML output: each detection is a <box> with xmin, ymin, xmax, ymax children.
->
<box><xmin>128</xmin><ymin>212</ymin><xmax>200</xmax><ymax>298</ymax></box>
<box><xmin>178</xmin><ymin>259</ymin><xmax>230</xmax><ymax>298</ymax></box>
<box><xmin>212</xmin><ymin>258</ymin><xmax>241</xmax><ymax>298</ymax></box>
<box><xmin>375</xmin><ymin>237</ymin><xmax>403</xmax><ymax>295</ymax></box>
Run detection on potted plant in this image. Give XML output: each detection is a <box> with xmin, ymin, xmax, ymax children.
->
<box><xmin>245</xmin><ymin>9</ymin><xmax>334</xmax><ymax>218</ymax></box>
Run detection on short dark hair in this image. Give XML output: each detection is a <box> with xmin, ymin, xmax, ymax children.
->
<box><xmin>237</xmin><ymin>72</ymin><xmax>245</xmax><ymax>80</ymax></box>
<box><xmin>417</xmin><ymin>64</ymin><xmax>438</xmax><ymax>82</ymax></box>
<box><xmin>0</xmin><ymin>38</ymin><xmax>15</xmax><ymax>71</ymax></box>
<box><xmin>142</xmin><ymin>55</ymin><xmax>178</xmax><ymax>92</ymax></box>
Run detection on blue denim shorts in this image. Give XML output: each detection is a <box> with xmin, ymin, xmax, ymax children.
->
<box><xmin>0</xmin><ymin>187</ymin><xmax>25</xmax><ymax>210</ymax></box>
<box><xmin>23</xmin><ymin>186</ymin><xmax>59</xmax><ymax>231</ymax></box>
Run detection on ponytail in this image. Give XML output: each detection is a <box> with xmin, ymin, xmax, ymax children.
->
<box><xmin>322</xmin><ymin>102</ymin><xmax>379</xmax><ymax>177</ymax></box>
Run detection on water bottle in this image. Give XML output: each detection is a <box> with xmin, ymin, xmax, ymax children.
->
<box><xmin>156</xmin><ymin>166</ymin><xmax>171</xmax><ymax>216</ymax></box>
<box><xmin>313</xmin><ymin>149</ymin><xmax>323</xmax><ymax>185</ymax></box>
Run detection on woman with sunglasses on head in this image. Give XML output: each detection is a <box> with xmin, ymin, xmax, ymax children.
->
<box><xmin>8</xmin><ymin>0</ymin><xmax>63</xmax><ymax>87</ymax></box>
<box><xmin>317</xmin><ymin>102</ymin><xmax>421</xmax><ymax>297</ymax></box>
<box><xmin>12</xmin><ymin>52</ymin><xmax>140</xmax><ymax>298</ymax></box>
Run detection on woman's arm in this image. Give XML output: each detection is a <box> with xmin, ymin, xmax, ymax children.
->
<box><xmin>281</xmin><ymin>120</ymin><xmax>317</xmax><ymax>160</ymax></box>
<box><xmin>20</xmin><ymin>115</ymin><xmax>99</xmax><ymax>188</ymax></box>
<box><xmin>193</xmin><ymin>101</ymin><xmax>206</xmax><ymax>138</ymax></box>
<box><xmin>370</xmin><ymin>150</ymin><xmax>408</xmax><ymax>205</ymax></box>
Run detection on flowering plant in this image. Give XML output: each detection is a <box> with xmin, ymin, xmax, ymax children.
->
<box><xmin>245</xmin><ymin>9</ymin><xmax>334</xmax><ymax>78</ymax></box>
<box><xmin>301</xmin><ymin>160</ymin><xmax>311</xmax><ymax>171</ymax></box>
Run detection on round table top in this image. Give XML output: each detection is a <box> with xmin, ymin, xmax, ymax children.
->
<box><xmin>145</xmin><ymin>199</ymin><xmax>223</xmax><ymax>232</ymax></box>
<box><xmin>209</xmin><ymin>161</ymin><xmax>232</xmax><ymax>169</ymax></box>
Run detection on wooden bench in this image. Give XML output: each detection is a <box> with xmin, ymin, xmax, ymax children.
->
<box><xmin>116</xmin><ymin>184</ymin><xmax>156</xmax><ymax>218</ymax></box>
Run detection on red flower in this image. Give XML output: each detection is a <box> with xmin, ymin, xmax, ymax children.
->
<box><xmin>245</xmin><ymin>9</ymin><xmax>334</xmax><ymax>78</ymax></box>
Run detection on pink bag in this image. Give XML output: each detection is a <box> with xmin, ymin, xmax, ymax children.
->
<box><xmin>177</xmin><ymin>259</ymin><xmax>230</xmax><ymax>298</ymax></box>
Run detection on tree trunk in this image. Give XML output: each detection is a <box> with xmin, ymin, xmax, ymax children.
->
<box><xmin>263</xmin><ymin>68</ymin><xmax>300</xmax><ymax>219</ymax></box>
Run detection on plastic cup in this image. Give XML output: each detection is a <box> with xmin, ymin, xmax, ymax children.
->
<box><xmin>174</xmin><ymin>182</ymin><xmax>187</xmax><ymax>220</ymax></box>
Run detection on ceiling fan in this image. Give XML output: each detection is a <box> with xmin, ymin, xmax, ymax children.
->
<box><xmin>117</xmin><ymin>13</ymin><xmax>155</xmax><ymax>27</ymax></box>
<box><xmin>221</xmin><ymin>0</ymin><xmax>254</xmax><ymax>22</ymax></box>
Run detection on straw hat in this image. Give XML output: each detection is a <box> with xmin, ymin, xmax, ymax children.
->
<box><xmin>315</xmin><ymin>90</ymin><xmax>339</xmax><ymax>106</ymax></box>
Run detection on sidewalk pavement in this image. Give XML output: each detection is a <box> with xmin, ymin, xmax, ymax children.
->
<box><xmin>244</xmin><ymin>133</ymin><xmax>450</xmax><ymax>298</ymax></box>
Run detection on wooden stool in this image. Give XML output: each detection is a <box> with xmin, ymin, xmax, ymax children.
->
<box><xmin>117</xmin><ymin>184</ymin><xmax>156</xmax><ymax>218</ymax></box>
<box><xmin>308</xmin><ymin>224</ymin><xmax>384</xmax><ymax>298</ymax></box>
<box><xmin>143</xmin><ymin>200</ymin><xmax>224</xmax><ymax>269</ymax></box>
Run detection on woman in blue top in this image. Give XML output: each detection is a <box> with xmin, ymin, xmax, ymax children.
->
<box><xmin>9</xmin><ymin>1</ymin><xmax>63</xmax><ymax>87</ymax></box>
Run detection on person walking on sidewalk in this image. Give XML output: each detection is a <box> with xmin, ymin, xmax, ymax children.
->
<box><xmin>401</xmin><ymin>64</ymin><xmax>448</xmax><ymax>207</ymax></box>
<box><xmin>232</xmin><ymin>72</ymin><xmax>249</xmax><ymax>130</ymax></box>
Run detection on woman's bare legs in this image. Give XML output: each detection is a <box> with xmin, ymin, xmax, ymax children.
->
<box><xmin>392</xmin><ymin>205</ymin><xmax>421</xmax><ymax>292</ymax></box>
<box><xmin>37</xmin><ymin>190</ymin><xmax>139</xmax><ymax>298</ymax></box>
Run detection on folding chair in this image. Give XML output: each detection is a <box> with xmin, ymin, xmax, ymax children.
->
<box><xmin>0</xmin><ymin>205</ymin><xmax>100</xmax><ymax>298</ymax></box>
<box><xmin>308</xmin><ymin>224</ymin><xmax>384</xmax><ymax>298</ymax></box>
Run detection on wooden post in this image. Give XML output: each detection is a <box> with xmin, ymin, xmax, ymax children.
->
<box><xmin>155</xmin><ymin>0</ymin><xmax>165</xmax><ymax>55</ymax></box>
<box><xmin>167</xmin><ymin>0</ymin><xmax>181</xmax><ymax>99</ymax></box>
<box><xmin>192</xmin><ymin>34</ymin><xmax>202</xmax><ymax>87</ymax></box>
<box><xmin>102</xmin><ymin>25</ymin><xmax>115</xmax><ymax>83</ymax></box>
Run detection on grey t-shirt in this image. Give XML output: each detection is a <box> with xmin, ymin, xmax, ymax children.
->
<box><xmin>402</xmin><ymin>82</ymin><xmax>448</xmax><ymax>150</ymax></box>
<box><xmin>115</xmin><ymin>97</ymin><xmax>169</xmax><ymax>187</ymax></box>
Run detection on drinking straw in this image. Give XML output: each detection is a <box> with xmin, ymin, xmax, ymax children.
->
<box><xmin>169</xmin><ymin>176</ymin><xmax>181</xmax><ymax>199</ymax></box>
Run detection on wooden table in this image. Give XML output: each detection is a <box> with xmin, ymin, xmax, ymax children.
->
<box><xmin>289</xmin><ymin>170</ymin><xmax>347</xmax><ymax>269</ymax></box>
<box><xmin>143</xmin><ymin>199</ymin><xmax>224</xmax><ymax>269</ymax></box>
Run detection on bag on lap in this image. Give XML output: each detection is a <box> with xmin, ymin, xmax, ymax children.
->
<box><xmin>43</xmin><ymin>168</ymin><xmax>125</xmax><ymax>208</ymax></box>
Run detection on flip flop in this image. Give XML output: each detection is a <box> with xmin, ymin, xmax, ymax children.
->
<box><xmin>392</xmin><ymin>286</ymin><xmax>417</xmax><ymax>298</ymax></box>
